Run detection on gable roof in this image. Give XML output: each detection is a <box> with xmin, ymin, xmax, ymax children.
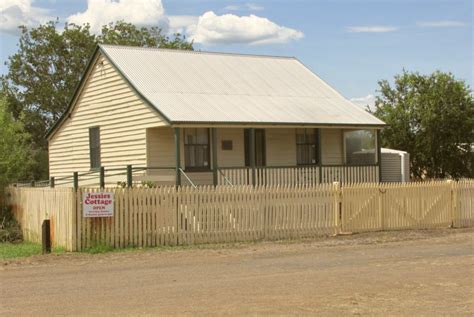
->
<box><xmin>100</xmin><ymin>45</ymin><xmax>384</xmax><ymax>127</ymax></box>
<box><xmin>47</xmin><ymin>45</ymin><xmax>384</xmax><ymax>139</ymax></box>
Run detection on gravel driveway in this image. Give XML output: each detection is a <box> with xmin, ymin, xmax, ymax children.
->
<box><xmin>1</xmin><ymin>228</ymin><xmax>473</xmax><ymax>316</ymax></box>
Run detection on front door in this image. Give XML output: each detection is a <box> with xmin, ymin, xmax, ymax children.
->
<box><xmin>244</xmin><ymin>129</ymin><xmax>266</xmax><ymax>166</ymax></box>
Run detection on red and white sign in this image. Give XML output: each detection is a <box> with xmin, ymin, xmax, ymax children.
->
<box><xmin>83</xmin><ymin>192</ymin><xmax>114</xmax><ymax>217</ymax></box>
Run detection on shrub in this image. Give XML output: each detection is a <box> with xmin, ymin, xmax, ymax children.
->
<box><xmin>0</xmin><ymin>205</ymin><xmax>23</xmax><ymax>243</ymax></box>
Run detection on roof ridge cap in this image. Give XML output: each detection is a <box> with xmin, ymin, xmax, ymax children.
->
<box><xmin>99</xmin><ymin>44</ymin><xmax>296</xmax><ymax>60</ymax></box>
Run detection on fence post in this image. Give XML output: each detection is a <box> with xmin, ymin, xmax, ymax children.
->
<box><xmin>126</xmin><ymin>165</ymin><xmax>133</xmax><ymax>188</ymax></box>
<box><xmin>100</xmin><ymin>167</ymin><xmax>105</xmax><ymax>189</ymax></box>
<box><xmin>447</xmin><ymin>180</ymin><xmax>455</xmax><ymax>227</ymax></box>
<box><xmin>379</xmin><ymin>185</ymin><xmax>384</xmax><ymax>230</ymax></box>
<box><xmin>333</xmin><ymin>182</ymin><xmax>341</xmax><ymax>234</ymax></box>
<box><xmin>73</xmin><ymin>172</ymin><xmax>79</xmax><ymax>190</ymax></box>
<box><xmin>42</xmin><ymin>219</ymin><xmax>51</xmax><ymax>254</ymax></box>
<box><xmin>50</xmin><ymin>177</ymin><xmax>55</xmax><ymax>188</ymax></box>
<box><xmin>31</xmin><ymin>180</ymin><xmax>35</xmax><ymax>187</ymax></box>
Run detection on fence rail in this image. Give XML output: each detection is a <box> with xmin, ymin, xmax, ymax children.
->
<box><xmin>6</xmin><ymin>180</ymin><xmax>473</xmax><ymax>251</ymax></box>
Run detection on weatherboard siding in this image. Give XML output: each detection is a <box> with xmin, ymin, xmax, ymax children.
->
<box><xmin>266</xmin><ymin>128</ymin><xmax>297</xmax><ymax>166</ymax></box>
<box><xmin>321</xmin><ymin>129</ymin><xmax>344</xmax><ymax>165</ymax></box>
<box><xmin>48</xmin><ymin>53</ymin><xmax>166</xmax><ymax>182</ymax></box>
<box><xmin>145</xmin><ymin>127</ymin><xmax>346</xmax><ymax>186</ymax></box>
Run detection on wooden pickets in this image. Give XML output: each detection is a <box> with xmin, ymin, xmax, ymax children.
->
<box><xmin>5</xmin><ymin>179</ymin><xmax>474</xmax><ymax>251</ymax></box>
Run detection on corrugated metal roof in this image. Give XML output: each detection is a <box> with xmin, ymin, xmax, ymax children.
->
<box><xmin>99</xmin><ymin>45</ymin><xmax>385</xmax><ymax>126</ymax></box>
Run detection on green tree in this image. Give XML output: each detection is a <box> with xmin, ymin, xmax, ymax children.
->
<box><xmin>0</xmin><ymin>95</ymin><xmax>34</xmax><ymax>189</ymax></box>
<box><xmin>98</xmin><ymin>21</ymin><xmax>193</xmax><ymax>49</ymax></box>
<box><xmin>1</xmin><ymin>20</ymin><xmax>193</xmax><ymax>179</ymax></box>
<box><xmin>373</xmin><ymin>70</ymin><xmax>474</xmax><ymax>179</ymax></box>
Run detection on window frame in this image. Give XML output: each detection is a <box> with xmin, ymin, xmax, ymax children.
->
<box><xmin>343</xmin><ymin>129</ymin><xmax>377</xmax><ymax>166</ymax></box>
<box><xmin>89</xmin><ymin>126</ymin><xmax>101</xmax><ymax>170</ymax></box>
<box><xmin>183</xmin><ymin>128</ymin><xmax>211</xmax><ymax>172</ymax></box>
<box><xmin>295</xmin><ymin>128</ymin><xmax>319</xmax><ymax>166</ymax></box>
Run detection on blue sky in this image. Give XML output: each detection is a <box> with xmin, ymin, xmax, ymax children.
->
<box><xmin>0</xmin><ymin>0</ymin><xmax>472</xmax><ymax>107</ymax></box>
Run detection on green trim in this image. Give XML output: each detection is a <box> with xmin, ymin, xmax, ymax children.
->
<box><xmin>317</xmin><ymin>128</ymin><xmax>322</xmax><ymax>183</ymax></box>
<box><xmin>174</xmin><ymin>128</ymin><xmax>181</xmax><ymax>186</ymax></box>
<box><xmin>377</xmin><ymin>130</ymin><xmax>382</xmax><ymax>183</ymax></box>
<box><xmin>211</xmin><ymin>128</ymin><xmax>218</xmax><ymax>186</ymax></box>
<box><xmin>219</xmin><ymin>164</ymin><xmax>378</xmax><ymax>170</ymax></box>
<box><xmin>173</xmin><ymin>121</ymin><xmax>386</xmax><ymax>128</ymax></box>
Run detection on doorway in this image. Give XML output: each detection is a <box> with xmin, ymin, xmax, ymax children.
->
<box><xmin>244</xmin><ymin>129</ymin><xmax>266</xmax><ymax>166</ymax></box>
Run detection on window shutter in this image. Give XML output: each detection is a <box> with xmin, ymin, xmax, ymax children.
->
<box><xmin>89</xmin><ymin>127</ymin><xmax>101</xmax><ymax>169</ymax></box>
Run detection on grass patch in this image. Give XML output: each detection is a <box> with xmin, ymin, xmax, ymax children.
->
<box><xmin>83</xmin><ymin>243</ymin><xmax>115</xmax><ymax>254</ymax></box>
<box><xmin>0</xmin><ymin>242</ymin><xmax>65</xmax><ymax>259</ymax></box>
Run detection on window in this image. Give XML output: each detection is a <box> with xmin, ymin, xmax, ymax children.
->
<box><xmin>296</xmin><ymin>128</ymin><xmax>319</xmax><ymax>165</ymax></box>
<box><xmin>344</xmin><ymin>130</ymin><xmax>376</xmax><ymax>165</ymax></box>
<box><xmin>89</xmin><ymin>127</ymin><xmax>101</xmax><ymax>169</ymax></box>
<box><xmin>184</xmin><ymin>128</ymin><xmax>210</xmax><ymax>170</ymax></box>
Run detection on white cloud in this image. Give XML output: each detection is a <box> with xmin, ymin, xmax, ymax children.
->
<box><xmin>417</xmin><ymin>20</ymin><xmax>466</xmax><ymax>28</ymax></box>
<box><xmin>224</xmin><ymin>3</ymin><xmax>264</xmax><ymax>11</ymax></box>
<box><xmin>67</xmin><ymin>0</ymin><xmax>169</xmax><ymax>33</ymax></box>
<box><xmin>187</xmin><ymin>11</ymin><xmax>303</xmax><ymax>45</ymax></box>
<box><xmin>168</xmin><ymin>15</ymin><xmax>199</xmax><ymax>34</ymax></box>
<box><xmin>350</xmin><ymin>94</ymin><xmax>376</xmax><ymax>110</ymax></box>
<box><xmin>0</xmin><ymin>0</ymin><xmax>52</xmax><ymax>35</ymax></box>
<box><xmin>346</xmin><ymin>26</ymin><xmax>398</xmax><ymax>33</ymax></box>
<box><xmin>246</xmin><ymin>3</ymin><xmax>264</xmax><ymax>11</ymax></box>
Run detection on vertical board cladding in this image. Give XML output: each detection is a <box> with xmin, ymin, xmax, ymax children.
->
<box><xmin>48</xmin><ymin>53</ymin><xmax>167</xmax><ymax>182</ymax></box>
<box><xmin>321</xmin><ymin>128</ymin><xmax>343</xmax><ymax>165</ymax></box>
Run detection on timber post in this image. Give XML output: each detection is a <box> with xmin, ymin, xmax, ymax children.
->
<box><xmin>174</xmin><ymin>127</ymin><xmax>181</xmax><ymax>187</ymax></box>
<box><xmin>212</xmin><ymin>128</ymin><xmax>218</xmax><ymax>186</ymax></box>
<box><xmin>333</xmin><ymin>181</ymin><xmax>342</xmax><ymax>234</ymax></box>
<box><xmin>318</xmin><ymin>128</ymin><xmax>322</xmax><ymax>184</ymax></box>
<box><xmin>73</xmin><ymin>172</ymin><xmax>79</xmax><ymax>191</ymax></box>
<box><xmin>126</xmin><ymin>165</ymin><xmax>133</xmax><ymax>188</ymax></box>
<box><xmin>249</xmin><ymin>128</ymin><xmax>256</xmax><ymax>186</ymax></box>
<box><xmin>99</xmin><ymin>167</ymin><xmax>105</xmax><ymax>189</ymax></box>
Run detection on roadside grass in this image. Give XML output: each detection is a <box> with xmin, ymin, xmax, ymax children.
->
<box><xmin>0</xmin><ymin>242</ymin><xmax>66</xmax><ymax>259</ymax></box>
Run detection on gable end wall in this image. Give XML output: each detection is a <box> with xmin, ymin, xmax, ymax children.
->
<box><xmin>48</xmin><ymin>53</ymin><xmax>167</xmax><ymax>181</ymax></box>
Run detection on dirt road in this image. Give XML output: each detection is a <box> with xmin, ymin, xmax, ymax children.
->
<box><xmin>1</xmin><ymin>228</ymin><xmax>473</xmax><ymax>316</ymax></box>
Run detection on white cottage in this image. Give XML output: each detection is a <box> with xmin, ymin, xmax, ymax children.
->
<box><xmin>47</xmin><ymin>45</ymin><xmax>385</xmax><ymax>187</ymax></box>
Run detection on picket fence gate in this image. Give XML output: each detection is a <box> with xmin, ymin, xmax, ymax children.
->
<box><xmin>6</xmin><ymin>180</ymin><xmax>474</xmax><ymax>251</ymax></box>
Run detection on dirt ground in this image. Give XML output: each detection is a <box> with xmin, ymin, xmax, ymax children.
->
<box><xmin>1</xmin><ymin>228</ymin><xmax>473</xmax><ymax>316</ymax></box>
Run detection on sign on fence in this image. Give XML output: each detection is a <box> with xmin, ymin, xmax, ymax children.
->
<box><xmin>83</xmin><ymin>192</ymin><xmax>114</xmax><ymax>217</ymax></box>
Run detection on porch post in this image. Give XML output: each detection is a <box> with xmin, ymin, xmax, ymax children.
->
<box><xmin>249</xmin><ymin>128</ymin><xmax>256</xmax><ymax>186</ymax></box>
<box><xmin>212</xmin><ymin>128</ymin><xmax>218</xmax><ymax>186</ymax></box>
<box><xmin>318</xmin><ymin>128</ymin><xmax>322</xmax><ymax>184</ymax></box>
<box><xmin>376</xmin><ymin>129</ymin><xmax>382</xmax><ymax>183</ymax></box>
<box><xmin>174</xmin><ymin>127</ymin><xmax>181</xmax><ymax>186</ymax></box>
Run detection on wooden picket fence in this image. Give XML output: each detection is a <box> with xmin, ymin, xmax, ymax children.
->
<box><xmin>5</xmin><ymin>180</ymin><xmax>474</xmax><ymax>251</ymax></box>
<box><xmin>7</xmin><ymin>187</ymin><xmax>76</xmax><ymax>250</ymax></box>
<box><xmin>75</xmin><ymin>184</ymin><xmax>336</xmax><ymax>251</ymax></box>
